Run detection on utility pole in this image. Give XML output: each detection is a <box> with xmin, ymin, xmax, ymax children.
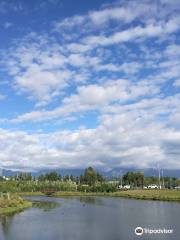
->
<box><xmin>161</xmin><ymin>169</ymin><xmax>165</xmax><ymax>189</ymax></box>
<box><xmin>158</xmin><ymin>165</ymin><xmax>161</xmax><ymax>189</ymax></box>
<box><xmin>119</xmin><ymin>170</ymin><xmax>123</xmax><ymax>188</ymax></box>
<box><xmin>169</xmin><ymin>177</ymin><xmax>171</xmax><ymax>189</ymax></box>
<box><xmin>120</xmin><ymin>171</ymin><xmax>123</xmax><ymax>187</ymax></box>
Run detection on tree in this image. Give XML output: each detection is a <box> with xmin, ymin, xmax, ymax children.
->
<box><xmin>123</xmin><ymin>172</ymin><xmax>144</xmax><ymax>188</ymax></box>
<box><xmin>81</xmin><ymin>167</ymin><xmax>104</xmax><ymax>186</ymax></box>
<box><xmin>15</xmin><ymin>172</ymin><xmax>32</xmax><ymax>181</ymax></box>
<box><xmin>83</xmin><ymin>167</ymin><xmax>97</xmax><ymax>186</ymax></box>
<box><xmin>63</xmin><ymin>175</ymin><xmax>70</xmax><ymax>182</ymax></box>
<box><xmin>70</xmin><ymin>174</ymin><xmax>75</xmax><ymax>182</ymax></box>
<box><xmin>38</xmin><ymin>171</ymin><xmax>61</xmax><ymax>181</ymax></box>
<box><xmin>97</xmin><ymin>172</ymin><xmax>105</xmax><ymax>183</ymax></box>
<box><xmin>75</xmin><ymin>176</ymin><xmax>79</xmax><ymax>184</ymax></box>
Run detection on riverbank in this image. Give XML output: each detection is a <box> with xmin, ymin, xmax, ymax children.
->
<box><xmin>110</xmin><ymin>189</ymin><xmax>180</xmax><ymax>202</ymax></box>
<box><xmin>1</xmin><ymin>190</ymin><xmax>179</xmax><ymax>215</ymax></box>
<box><xmin>21</xmin><ymin>189</ymin><xmax>180</xmax><ymax>202</ymax></box>
<box><xmin>0</xmin><ymin>194</ymin><xmax>32</xmax><ymax>215</ymax></box>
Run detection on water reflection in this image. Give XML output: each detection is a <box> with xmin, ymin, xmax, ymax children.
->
<box><xmin>32</xmin><ymin>201</ymin><xmax>60</xmax><ymax>212</ymax></box>
<box><xmin>79</xmin><ymin>196</ymin><xmax>103</xmax><ymax>206</ymax></box>
<box><xmin>0</xmin><ymin>215</ymin><xmax>14</xmax><ymax>240</ymax></box>
<box><xmin>0</xmin><ymin>196</ymin><xmax>180</xmax><ymax>240</ymax></box>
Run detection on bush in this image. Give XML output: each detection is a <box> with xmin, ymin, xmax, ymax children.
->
<box><xmin>77</xmin><ymin>183</ymin><xmax>116</xmax><ymax>193</ymax></box>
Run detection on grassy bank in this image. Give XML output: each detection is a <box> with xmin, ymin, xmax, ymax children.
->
<box><xmin>109</xmin><ymin>189</ymin><xmax>180</xmax><ymax>202</ymax></box>
<box><xmin>0</xmin><ymin>194</ymin><xmax>32</xmax><ymax>215</ymax></box>
<box><xmin>20</xmin><ymin>191</ymin><xmax>44</xmax><ymax>196</ymax></box>
<box><xmin>21</xmin><ymin>191</ymin><xmax>106</xmax><ymax>197</ymax></box>
<box><xmin>21</xmin><ymin>189</ymin><xmax>180</xmax><ymax>202</ymax></box>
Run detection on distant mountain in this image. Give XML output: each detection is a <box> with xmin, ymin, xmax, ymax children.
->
<box><xmin>1</xmin><ymin>169</ymin><xmax>22</xmax><ymax>177</ymax></box>
<box><xmin>37</xmin><ymin>168</ymin><xmax>84</xmax><ymax>177</ymax></box>
<box><xmin>1</xmin><ymin>167</ymin><xmax>180</xmax><ymax>178</ymax></box>
<box><xmin>0</xmin><ymin>168</ymin><xmax>84</xmax><ymax>178</ymax></box>
<box><xmin>103</xmin><ymin>167</ymin><xmax>180</xmax><ymax>178</ymax></box>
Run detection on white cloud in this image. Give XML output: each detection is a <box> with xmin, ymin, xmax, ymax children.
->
<box><xmin>84</xmin><ymin>17</ymin><xmax>180</xmax><ymax>47</ymax></box>
<box><xmin>1</xmin><ymin>112</ymin><xmax>180</xmax><ymax>170</ymax></box>
<box><xmin>89</xmin><ymin>5</ymin><xmax>139</xmax><ymax>25</ymax></box>
<box><xmin>15</xmin><ymin>64</ymin><xmax>70</xmax><ymax>104</ymax></box>
<box><xmin>2</xmin><ymin>35</ymin><xmax>145</xmax><ymax>105</ymax></box>
<box><xmin>11</xmin><ymin>79</ymin><xmax>160</xmax><ymax>123</ymax></box>
<box><xmin>54</xmin><ymin>0</ymin><xmax>177</xmax><ymax>30</ymax></box>
<box><xmin>164</xmin><ymin>44</ymin><xmax>180</xmax><ymax>58</ymax></box>
<box><xmin>2</xmin><ymin>0</ymin><xmax>179</xmax><ymax>107</ymax></box>
<box><xmin>54</xmin><ymin>15</ymin><xmax>86</xmax><ymax>31</ymax></box>
<box><xmin>0</xmin><ymin>0</ymin><xmax>180</xmax><ymax>171</ymax></box>
<box><xmin>3</xmin><ymin>36</ymin><xmax>71</xmax><ymax>105</ymax></box>
<box><xmin>174</xmin><ymin>79</ymin><xmax>180</xmax><ymax>87</ymax></box>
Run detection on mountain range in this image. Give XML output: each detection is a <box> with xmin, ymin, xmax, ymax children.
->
<box><xmin>1</xmin><ymin>168</ymin><xmax>180</xmax><ymax>178</ymax></box>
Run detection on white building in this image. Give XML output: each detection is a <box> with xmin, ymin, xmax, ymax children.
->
<box><xmin>147</xmin><ymin>184</ymin><xmax>159</xmax><ymax>189</ymax></box>
<box><xmin>2</xmin><ymin>176</ymin><xmax>9</xmax><ymax>181</ymax></box>
<box><xmin>118</xmin><ymin>185</ymin><xmax>131</xmax><ymax>190</ymax></box>
<box><xmin>123</xmin><ymin>185</ymin><xmax>131</xmax><ymax>189</ymax></box>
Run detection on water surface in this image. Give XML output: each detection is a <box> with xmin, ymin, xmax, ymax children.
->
<box><xmin>0</xmin><ymin>196</ymin><xmax>179</xmax><ymax>240</ymax></box>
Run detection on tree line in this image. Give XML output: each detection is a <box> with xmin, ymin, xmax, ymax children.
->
<box><xmin>0</xmin><ymin>167</ymin><xmax>180</xmax><ymax>193</ymax></box>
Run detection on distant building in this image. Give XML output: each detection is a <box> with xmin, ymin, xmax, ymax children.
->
<box><xmin>2</xmin><ymin>176</ymin><xmax>9</xmax><ymax>181</ymax></box>
<box><xmin>147</xmin><ymin>184</ymin><xmax>159</xmax><ymax>189</ymax></box>
<box><xmin>117</xmin><ymin>184</ymin><xmax>131</xmax><ymax>189</ymax></box>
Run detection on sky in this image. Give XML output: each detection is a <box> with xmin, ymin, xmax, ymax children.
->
<box><xmin>0</xmin><ymin>0</ymin><xmax>180</xmax><ymax>171</ymax></box>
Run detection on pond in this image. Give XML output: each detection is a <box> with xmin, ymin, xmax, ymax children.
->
<box><xmin>0</xmin><ymin>196</ymin><xmax>180</xmax><ymax>240</ymax></box>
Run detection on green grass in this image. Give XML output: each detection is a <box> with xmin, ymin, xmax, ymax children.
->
<box><xmin>109</xmin><ymin>189</ymin><xmax>180</xmax><ymax>202</ymax></box>
<box><xmin>19</xmin><ymin>191</ymin><xmax>44</xmax><ymax>196</ymax></box>
<box><xmin>21</xmin><ymin>191</ymin><xmax>112</xmax><ymax>197</ymax></box>
<box><xmin>0</xmin><ymin>201</ymin><xmax>32</xmax><ymax>215</ymax></box>
<box><xmin>21</xmin><ymin>189</ymin><xmax>180</xmax><ymax>202</ymax></box>
<box><xmin>54</xmin><ymin>191</ymin><xmax>108</xmax><ymax>197</ymax></box>
<box><xmin>1</xmin><ymin>190</ymin><xmax>179</xmax><ymax>216</ymax></box>
<box><xmin>7</xmin><ymin>190</ymin><xmax>180</xmax><ymax>202</ymax></box>
<box><xmin>0</xmin><ymin>194</ymin><xmax>32</xmax><ymax>215</ymax></box>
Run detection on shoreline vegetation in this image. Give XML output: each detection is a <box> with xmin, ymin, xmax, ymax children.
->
<box><xmin>1</xmin><ymin>190</ymin><xmax>180</xmax><ymax>216</ymax></box>
<box><xmin>1</xmin><ymin>167</ymin><xmax>180</xmax><ymax>215</ymax></box>
<box><xmin>21</xmin><ymin>189</ymin><xmax>180</xmax><ymax>202</ymax></box>
<box><xmin>0</xmin><ymin>194</ymin><xmax>32</xmax><ymax>215</ymax></box>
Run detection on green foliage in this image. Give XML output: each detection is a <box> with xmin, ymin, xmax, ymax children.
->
<box><xmin>63</xmin><ymin>175</ymin><xmax>70</xmax><ymax>182</ymax></box>
<box><xmin>15</xmin><ymin>172</ymin><xmax>32</xmax><ymax>181</ymax></box>
<box><xmin>80</xmin><ymin>167</ymin><xmax>104</xmax><ymax>186</ymax></box>
<box><xmin>144</xmin><ymin>176</ymin><xmax>180</xmax><ymax>188</ymax></box>
<box><xmin>0</xmin><ymin>180</ymin><xmax>77</xmax><ymax>193</ymax></box>
<box><xmin>38</xmin><ymin>171</ymin><xmax>61</xmax><ymax>181</ymax></box>
<box><xmin>111</xmin><ymin>189</ymin><xmax>180</xmax><ymax>201</ymax></box>
<box><xmin>0</xmin><ymin>193</ymin><xmax>24</xmax><ymax>208</ymax></box>
<box><xmin>0</xmin><ymin>169</ymin><xmax>179</xmax><ymax>195</ymax></box>
<box><xmin>77</xmin><ymin>183</ymin><xmax>116</xmax><ymax>193</ymax></box>
<box><xmin>123</xmin><ymin>172</ymin><xmax>144</xmax><ymax>187</ymax></box>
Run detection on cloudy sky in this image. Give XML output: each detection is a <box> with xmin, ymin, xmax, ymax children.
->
<box><xmin>0</xmin><ymin>0</ymin><xmax>180</xmax><ymax>171</ymax></box>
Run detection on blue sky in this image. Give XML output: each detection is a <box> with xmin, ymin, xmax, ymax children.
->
<box><xmin>0</xmin><ymin>0</ymin><xmax>180</xmax><ymax>171</ymax></box>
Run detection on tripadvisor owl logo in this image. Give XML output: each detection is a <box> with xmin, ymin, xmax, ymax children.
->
<box><xmin>135</xmin><ymin>227</ymin><xmax>144</xmax><ymax>236</ymax></box>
